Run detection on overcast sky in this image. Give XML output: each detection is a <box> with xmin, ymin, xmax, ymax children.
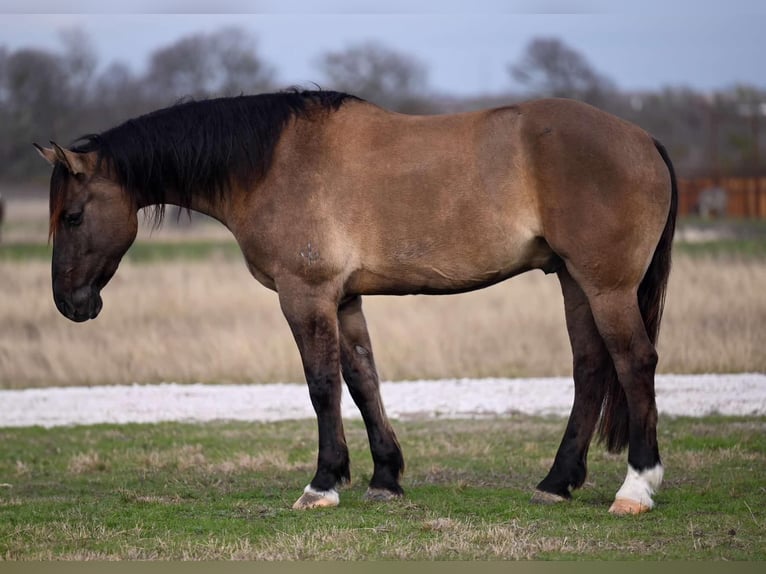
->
<box><xmin>1</xmin><ymin>0</ymin><xmax>764</xmax><ymax>97</ymax></box>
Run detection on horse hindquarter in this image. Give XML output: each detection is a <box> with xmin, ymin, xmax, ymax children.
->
<box><xmin>524</xmin><ymin>99</ymin><xmax>674</xmax><ymax>513</ymax></box>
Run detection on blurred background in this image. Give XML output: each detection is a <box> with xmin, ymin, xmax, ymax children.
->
<box><xmin>0</xmin><ymin>1</ymin><xmax>764</xmax><ymax>388</ymax></box>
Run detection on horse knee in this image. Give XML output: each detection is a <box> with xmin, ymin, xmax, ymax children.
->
<box><xmin>572</xmin><ymin>347</ymin><xmax>610</xmax><ymax>381</ymax></box>
<box><xmin>631</xmin><ymin>343</ymin><xmax>657</xmax><ymax>372</ymax></box>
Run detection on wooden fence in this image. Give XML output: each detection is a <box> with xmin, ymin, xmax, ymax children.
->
<box><xmin>678</xmin><ymin>177</ymin><xmax>766</xmax><ymax>218</ymax></box>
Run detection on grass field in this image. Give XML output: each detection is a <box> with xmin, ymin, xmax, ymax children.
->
<box><xmin>1</xmin><ymin>415</ymin><xmax>764</xmax><ymax>560</ymax></box>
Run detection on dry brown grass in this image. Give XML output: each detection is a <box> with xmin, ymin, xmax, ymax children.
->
<box><xmin>661</xmin><ymin>256</ymin><xmax>766</xmax><ymax>373</ymax></box>
<box><xmin>67</xmin><ymin>451</ymin><xmax>109</xmax><ymax>474</ymax></box>
<box><xmin>135</xmin><ymin>444</ymin><xmax>306</xmax><ymax>474</ymax></box>
<box><xmin>220</xmin><ymin>518</ymin><xmax>595</xmax><ymax>560</ymax></box>
<box><xmin>2</xmin><ymin>518</ymin><xmax>594</xmax><ymax>560</ymax></box>
<box><xmin>1</xmin><ymin>252</ymin><xmax>764</xmax><ymax>388</ymax></box>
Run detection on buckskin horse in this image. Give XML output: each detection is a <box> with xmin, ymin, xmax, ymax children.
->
<box><xmin>35</xmin><ymin>90</ymin><xmax>677</xmax><ymax>514</ymax></box>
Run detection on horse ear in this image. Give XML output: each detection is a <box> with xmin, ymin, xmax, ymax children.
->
<box><xmin>50</xmin><ymin>141</ymin><xmax>88</xmax><ymax>176</ymax></box>
<box><xmin>33</xmin><ymin>143</ymin><xmax>58</xmax><ymax>167</ymax></box>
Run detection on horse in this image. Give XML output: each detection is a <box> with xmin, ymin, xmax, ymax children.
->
<box><xmin>34</xmin><ymin>90</ymin><xmax>677</xmax><ymax>514</ymax></box>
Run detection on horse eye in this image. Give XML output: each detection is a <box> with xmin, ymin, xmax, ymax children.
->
<box><xmin>64</xmin><ymin>211</ymin><xmax>84</xmax><ymax>227</ymax></box>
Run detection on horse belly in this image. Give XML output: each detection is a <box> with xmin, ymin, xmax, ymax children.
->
<box><xmin>348</xmin><ymin>229</ymin><xmax>555</xmax><ymax>296</ymax></box>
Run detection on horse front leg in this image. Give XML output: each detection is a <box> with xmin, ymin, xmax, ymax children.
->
<box><xmin>279</xmin><ymin>284</ymin><xmax>349</xmax><ymax>509</ymax></box>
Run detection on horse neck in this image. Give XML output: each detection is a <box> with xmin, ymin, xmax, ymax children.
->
<box><xmin>140</xmin><ymin>185</ymin><xmax>235</xmax><ymax>229</ymax></box>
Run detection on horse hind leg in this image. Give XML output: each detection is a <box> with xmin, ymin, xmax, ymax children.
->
<box><xmin>338</xmin><ymin>296</ymin><xmax>405</xmax><ymax>501</ymax></box>
<box><xmin>533</xmin><ymin>267</ymin><xmax>613</xmax><ymax>504</ymax></box>
<box><xmin>585</xmin><ymin>286</ymin><xmax>663</xmax><ymax>515</ymax></box>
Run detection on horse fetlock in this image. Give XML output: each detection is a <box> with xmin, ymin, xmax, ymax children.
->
<box><xmin>292</xmin><ymin>485</ymin><xmax>340</xmax><ymax>510</ymax></box>
<box><xmin>317</xmin><ymin>448</ymin><xmax>351</xmax><ymax>485</ymax></box>
<box><xmin>369</xmin><ymin>469</ymin><xmax>404</xmax><ymax>491</ymax></box>
<box><xmin>536</xmin><ymin>459</ymin><xmax>584</xmax><ymax>500</ymax></box>
<box><xmin>610</xmin><ymin>463</ymin><xmax>663</xmax><ymax>515</ymax></box>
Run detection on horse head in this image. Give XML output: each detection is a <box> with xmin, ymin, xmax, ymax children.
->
<box><xmin>34</xmin><ymin>142</ymin><xmax>137</xmax><ymax>322</ymax></box>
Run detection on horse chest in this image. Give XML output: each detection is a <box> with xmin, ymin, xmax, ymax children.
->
<box><xmin>244</xmin><ymin>259</ymin><xmax>277</xmax><ymax>291</ymax></box>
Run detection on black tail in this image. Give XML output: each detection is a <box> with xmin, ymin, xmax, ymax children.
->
<box><xmin>597</xmin><ymin>138</ymin><xmax>678</xmax><ymax>453</ymax></box>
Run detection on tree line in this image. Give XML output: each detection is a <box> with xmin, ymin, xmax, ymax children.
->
<box><xmin>0</xmin><ymin>28</ymin><xmax>763</xmax><ymax>182</ymax></box>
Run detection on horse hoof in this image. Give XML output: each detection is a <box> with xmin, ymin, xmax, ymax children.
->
<box><xmin>363</xmin><ymin>487</ymin><xmax>403</xmax><ymax>502</ymax></box>
<box><xmin>609</xmin><ymin>497</ymin><xmax>652</xmax><ymax>515</ymax></box>
<box><xmin>530</xmin><ymin>489</ymin><xmax>568</xmax><ymax>505</ymax></box>
<box><xmin>292</xmin><ymin>486</ymin><xmax>340</xmax><ymax>509</ymax></box>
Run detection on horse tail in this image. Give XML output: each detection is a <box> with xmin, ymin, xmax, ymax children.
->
<box><xmin>597</xmin><ymin>137</ymin><xmax>678</xmax><ymax>453</ymax></box>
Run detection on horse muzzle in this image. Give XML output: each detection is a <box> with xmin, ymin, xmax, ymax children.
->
<box><xmin>54</xmin><ymin>285</ymin><xmax>103</xmax><ymax>322</ymax></box>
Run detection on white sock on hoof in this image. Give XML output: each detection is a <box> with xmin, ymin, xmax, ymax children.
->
<box><xmin>614</xmin><ymin>464</ymin><xmax>664</xmax><ymax>508</ymax></box>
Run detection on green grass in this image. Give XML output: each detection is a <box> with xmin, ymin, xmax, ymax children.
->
<box><xmin>0</xmin><ymin>242</ymin><xmax>52</xmax><ymax>261</ymax></box>
<box><xmin>3</xmin><ymin>219</ymin><xmax>764</xmax><ymax>263</ymax></box>
<box><xmin>1</xmin><ymin>415</ymin><xmax>764</xmax><ymax>560</ymax></box>
<box><xmin>678</xmin><ymin>216</ymin><xmax>766</xmax><ymax>236</ymax></box>
<box><xmin>674</xmin><ymin>238</ymin><xmax>766</xmax><ymax>258</ymax></box>
<box><xmin>675</xmin><ymin>217</ymin><xmax>766</xmax><ymax>258</ymax></box>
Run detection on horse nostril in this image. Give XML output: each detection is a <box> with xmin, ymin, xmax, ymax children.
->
<box><xmin>56</xmin><ymin>297</ymin><xmax>75</xmax><ymax>318</ymax></box>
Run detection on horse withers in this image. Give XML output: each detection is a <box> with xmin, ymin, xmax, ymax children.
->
<box><xmin>35</xmin><ymin>90</ymin><xmax>676</xmax><ymax>514</ymax></box>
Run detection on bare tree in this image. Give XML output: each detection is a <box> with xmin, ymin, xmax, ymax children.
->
<box><xmin>0</xmin><ymin>192</ymin><xmax>5</xmax><ymax>243</ymax></box>
<box><xmin>0</xmin><ymin>46</ymin><xmax>7</xmax><ymax>101</ymax></box>
<box><xmin>1</xmin><ymin>48</ymin><xmax>71</xmax><ymax>178</ymax></box>
<box><xmin>509</xmin><ymin>37</ymin><xmax>615</xmax><ymax>106</ymax></box>
<box><xmin>318</xmin><ymin>41</ymin><xmax>430</xmax><ymax>112</ymax></box>
<box><xmin>0</xmin><ymin>46</ymin><xmax>9</xmax><ymax>171</ymax></box>
<box><xmin>144</xmin><ymin>27</ymin><xmax>274</xmax><ymax>100</ymax></box>
<box><xmin>89</xmin><ymin>62</ymin><xmax>153</xmax><ymax>130</ymax></box>
<box><xmin>0</xmin><ymin>27</ymin><xmax>281</xmax><ymax>181</ymax></box>
<box><xmin>59</xmin><ymin>28</ymin><xmax>97</xmax><ymax>100</ymax></box>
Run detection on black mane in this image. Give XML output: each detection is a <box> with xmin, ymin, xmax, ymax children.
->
<box><xmin>63</xmin><ymin>90</ymin><xmax>359</xmax><ymax>223</ymax></box>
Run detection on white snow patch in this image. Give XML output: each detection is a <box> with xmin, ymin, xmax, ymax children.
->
<box><xmin>1</xmin><ymin>373</ymin><xmax>764</xmax><ymax>429</ymax></box>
